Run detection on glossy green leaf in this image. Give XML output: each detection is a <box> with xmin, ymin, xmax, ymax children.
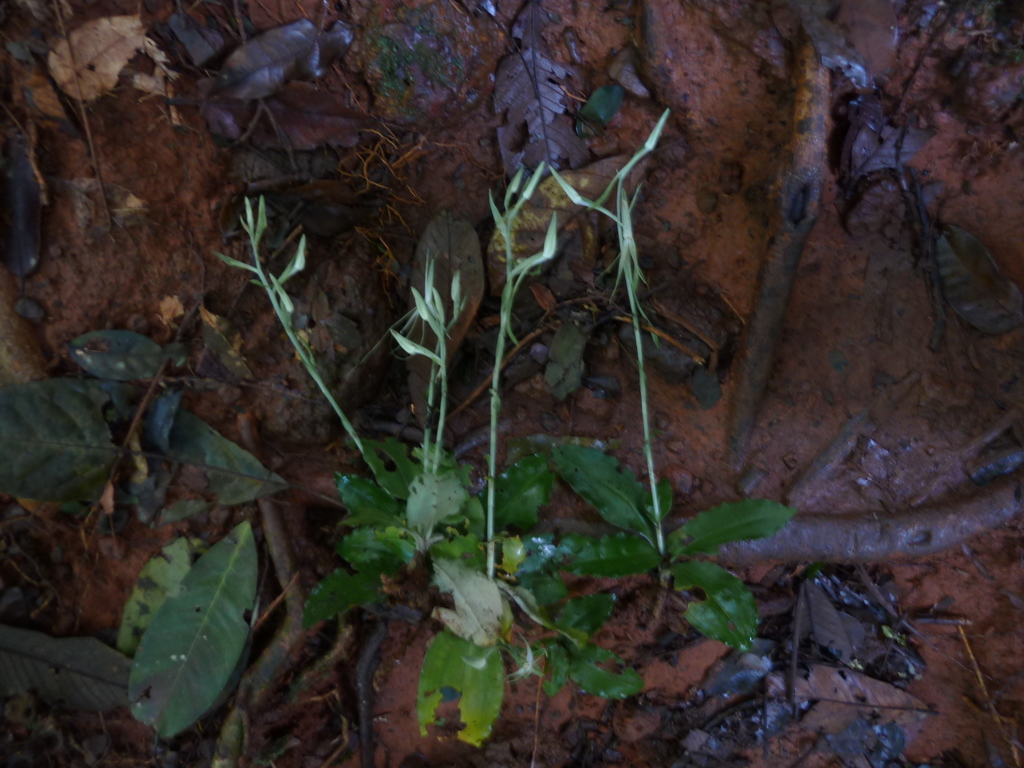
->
<box><xmin>418</xmin><ymin>630</ymin><xmax>504</xmax><ymax>746</ymax></box>
<box><xmin>0</xmin><ymin>378</ymin><xmax>121</xmax><ymax>501</ymax></box>
<box><xmin>552</xmin><ymin>445</ymin><xmax>657</xmax><ymax>545</ymax></box>
<box><xmin>360</xmin><ymin>437</ymin><xmax>422</xmax><ymax>500</ymax></box>
<box><xmin>493</xmin><ymin>454</ymin><xmax>554</xmax><ymax>532</ymax></box>
<box><xmin>431</xmin><ymin>533</ymin><xmax>485</xmax><ymax>571</ymax></box>
<box><xmin>166</xmin><ymin>411</ymin><xmax>285</xmax><ymax>505</ymax></box>
<box><xmin>335</xmin><ymin>474</ymin><xmax>403</xmax><ymax>527</ymax></box>
<box><xmin>432</xmin><ymin>557</ymin><xmax>506</xmax><ymax>646</ymax></box>
<box><xmin>567</xmin><ymin>642</ymin><xmax>643</xmax><ymax>698</ymax></box>
<box><xmin>407</xmin><ymin>471</ymin><xmax>469</xmax><ymax>538</ymax></box>
<box><xmin>577</xmin><ymin>85</ymin><xmax>625</xmax><ymax>134</ymax></box>
<box><xmin>337</xmin><ymin>527</ymin><xmax>414</xmax><ymax>572</ymax></box>
<box><xmin>563</xmin><ymin>533</ymin><xmax>661</xmax><ymax>577</ymax></box>
<box><xmin>118</xmin><ymin>538</ymin><xmax>206</xmax><ymax>656</ymax></box>
<box><xmin>129</xmin><ymin>521</ymin><xmax>257</xmax><ymax>737</ymax></box>
<box><xmin>668</xmin><ymin>499</ymin><xmax>797</xmax><ymax>557</ymax></box>
<box><xmin>557</xmin><ymin>594</ymin><xmax>614</xmax><ymax>638</ymax></box>
<box><xmin>302</xmin><ymin>569</ymin><xmax>383</xmax><ymax>627</ymax></box>
<box><xmin>669</xmin><ymin>560</ymin><xmax>758</xmax><ymax>650</ymax></box>
<box><xmin>543</xmin><ymin>640</ymin><xmax>570</xmax><ymax>696</ymax></box>
<box><xmin>0</xmin><ymin>624</ymin><xmax>132</xmax><ymax>711</ymax></box>
<box><xmin>68</xmin><ymin>330</ymin><xmax>184</xmax><ymax>381</ymax></box>
<box><xmin>519</xmin><ymin>572</ymin><xmax>568</xmax><ymax>606</ymax></box>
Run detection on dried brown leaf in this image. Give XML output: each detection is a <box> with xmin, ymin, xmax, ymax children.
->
<box><xmin>207</xmin><ymin>19</ymin><xmax>353</xmax><ymax>101</ymax></box>
<box><xmin>493</xmin><ymin>5</ymin><xmax>588</xmax><ymax>175</ymax></box>
<box><xmin>48</xmin><ymin>15</ymin><xmax>147</xmax><ymax>101</ymax></box>
<box><xmin>408</xmin><ymin>213</ymin><xmax>484</xmax><ymax>424</ymax></box>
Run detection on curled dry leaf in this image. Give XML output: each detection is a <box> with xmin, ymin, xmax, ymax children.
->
<box><xmin>207</xmin><ymin>19</ymin><xmax>354</xmax><ymax>101</ymax></box>
<box><xmin>49</xmin><ymin>15</ymin><xmax>147</xmax><ymax>100</ymax></box>
<box><xmin>935</xmin><ymin>224</ymin><xmax>1024</xmax><ymax>334</ymax></box>
<box><xmin>608</xmin><ymin>48</ymin><xmax>650</xmax><ymax>98</ymax></box>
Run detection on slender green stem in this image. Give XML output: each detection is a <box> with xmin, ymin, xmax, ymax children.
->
<box><xmin>248</xmin><ymin>236</ymin><xmax>368</xmax><ymax>460</ymax></box>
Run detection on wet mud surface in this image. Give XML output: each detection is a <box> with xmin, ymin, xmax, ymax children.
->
<box><xmin>1</xmin><ymin>0</ymin><xmax>1023</xmax><ymax>766</ymax></box>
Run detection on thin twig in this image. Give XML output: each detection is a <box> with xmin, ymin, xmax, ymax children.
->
<box><xmin>51</xmin><ymin>0</ymin><xmax>112</xmax><ymax>230</ymax></box>
<box><xmin>252</xmin><ymin>571</ymin><xmax>299</xmax><ymax>633</ymax></box>
<box><xmin>959</xmin><ymin>625</ymin><xmax>1021</xmax><ymax>768</ymax></box>
<box><xmin>612</xmin><ymin>314</ymin><xmax>707</xmax><ymax>365</ymax></box>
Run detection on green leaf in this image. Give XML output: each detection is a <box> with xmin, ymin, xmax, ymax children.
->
<box><xmin>0</xmin><ymin>378</ymin><xmax>119</xmax><ymax>501</ymax></box>
<box><xmin>360</xmin><ymin>437</ymin><xmax>422</xmax><ymax>500</ymax></box>
<box><xmin>645</xmin><ymin>478</ymin><xmax>673</xmax><ymax>525</ymax></box>
<box><xmin>493</xmin><ymin>455</ymin><xmax>554</xmax><ymax>532</ymax></box>
<box><xmin>669</xmin><ymin>561</ymin><xmax>759</xmax><ymax>650</ymax></box>
<box><xmin>577</xmin><ymin>85</ymin><xmax>625</xmax><ymax>135</ymax></box>
<box><xmin>432</xmin><ymin>557</ymin><xmax>507</xmax><ymax>646</ymax></box>
<box><xmin>431</xmin><ymin>533</ymin><xmax>485</xmax><ymax>571</ymax></box>
<box><xmin>566</xmin><ymin>642</ymin><xmax>643</xmax><ymax>699</ymax></box>
<box><xmin>166</xmin><ymin>411</ymin><xmax>285</xmax><ymax>505</ymax></box>
<box><xmin>544</xmin><ymin>322</ymin><xmax>589</xmax><ymax>400</ymax></box>
<box><xmin>0</xmin><ymin>624</ymin><xmax>132</xmax><ymax>711</ymax></box>
<box><xmin>117</xmin><ymin>538</ymin><xmax>205</xmax><ymax>656</ymax></box>
<box><xmin>668</xmin><ymin>499</ymin><xmax>797</xmax><ymax>557</ymax></box>
<box><xmin>337</xmin><ymin>527</ymin><xmax>413</xmax><ymax>573</ymax></box>
<box><xmin>417</xmin><ymin>630</ymin><xmax>504</xmax><ymax>746</ymax></box>
<box><xmin>129</xmin><ymin>521</ymin><xmax>258</xmax><ymax>738</ymax></box>
<box><xmin>406</xmin><ymin>471</ymin><xmax>469</xmax><ymax>539</ymax></box>
<box><xmin>302</xmin><ymin>569</ymin><xmax>383</xmax><ymax>627</ymax></box>
<box><xmin>552</xmin><ymin>445</ymin><xmax>657</xmax><ymax>545</ymax></box>
<box><xmin>68</xmin><ymin>330</ymin><xmax>184</xmax><ymax>381</ymax></box>
<box><xmin>335</xmin><ymin>474</ymin><xmax>403</xmax><ymax>526</ymax></box>
<box><xmin>542</xmin><ymin>640</ymin><xmax>570</xmax><ymax>696</ymax></box>
<box><xmin>563</xmin><ymin>533</ymin><xmax>661</xmax><ymax>577</ymax></box>
<box><xmin>519</xmin><ymin>572</ymin><xmax>568</xmax><ymax>606</ymax></box>
<box><xmin>500</xmin><ymin>536</ymin><xmax>526</xmax><ymax>574</ymax></box>
<box><xmin>557</xmin><ymin>594</ymin><xmax>614</xmax><ymax>638</ymax></box>
<box><xmin>157</xmin><ymin>499</ymin><xmax>208</xmax><ymax>526</ymax></box>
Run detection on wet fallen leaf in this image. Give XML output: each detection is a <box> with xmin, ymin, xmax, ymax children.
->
<box><xmin>3</xmin><ymin>131</ymin><xmax>42</xmax><ymax>276</ymax></box>
<box><xmin>841</xmin><ymin>96</ymin><xmax>933</xmax><ymax>182</ymax></box>
<box><xmin>785</xmin><ymin>664</ymin><xmax>931</xmax><ymax>734</ymax></box>
<box><xmin>129</xmin><ymin>521</ymin><xmax>257</xmax><ymax>738</ymax></box>
<box><xmin>494</xmin><ymin>3</ymin><xmax>588</xmax><ymax>175</ymax></box>
<box><xmin>201</xmin><ymin>83</ymin><xmax>368</xmax><ymax>150</ymax></box>
<box><xmin>407</xmin><ymin>212</ymin><xmax>484</xmax><ymax>423</ymax></box>
<box><xmin>935</xmin><ymin>224</ymin><xmax>1024</xmax><ymax>334</ymax></box>
<box><xmin>797</xmin><ymin>580</ymin><xmax>855</xmax><ymax>662</ymax></box>
<box><xmin>199</xmin><ymin>305</ymin><xmax>253</xmax><ymax>380</ymax></box>
<box><xmin>167</xmin><ymin>12</ymin><xmax>227</xmax><ymax>68</ymax></box>
<box><xmin>158</xmin><ymin>296</ymin><xmax>185</xmax><ymax>328</ymax></box>
<box><xmin>207</xmin><ymin>19</ymin><xmax>354</xmax><ymax>100</ymax></box>
<box><xmin>21</xmin><ymin>69</ymin><xmax>69</xmax><ymax>123</ymax></box>
<box><xmin>49</xmin><ymin>15</ymin><xmax>147</xmax><ymax>100</ymax></box>
<box><xmin>0</xmin><ymin>624</ymin><xmax>132</xmax><ymax>711</ymax></box>
<box><xmin>64</xmin><ymin>179</ymin><xmax>147</xmax><ymax>229</ymax></box>
<box><xmin>68</xmin><ymin>329</ymin><xmax>183</xmax><ymax>380</ymax></box>
<box><xmin>0</xmin><ymin>378</ymin><xmax>121</xmax><ymax>501</ymax></box>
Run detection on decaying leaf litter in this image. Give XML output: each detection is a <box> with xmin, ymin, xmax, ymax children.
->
<box><xmin>2</xmin><ymin>0</ymin><xmax>1024</xmax><ymax>766</ymax></box>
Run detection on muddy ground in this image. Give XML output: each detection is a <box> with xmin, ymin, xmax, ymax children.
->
<box><xmin>1</xmin><ymin>0</ymin><xmax>1023</xmax><ymax>766</ymax></box>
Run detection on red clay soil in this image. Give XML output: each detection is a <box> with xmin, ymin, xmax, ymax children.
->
<box><xmin>1</xmin><ymin>0</ymin><xmax>1023</xmax><ymax>767</ymax></box>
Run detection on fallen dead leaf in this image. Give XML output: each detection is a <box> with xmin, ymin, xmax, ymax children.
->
<box><xmin>158</xmin><ymin>296</ymin><xmax>185</xmax><ymax>328</ymax></box>
<box><xmin>49</xmin><ymin>15</ymin><xmax>147</xmax><ymax>101</ymax></box>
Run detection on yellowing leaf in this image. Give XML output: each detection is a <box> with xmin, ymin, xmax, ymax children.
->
<box><xmin>49</xmin><ymin>16</ymin><xmax>147</xmax><ymax>101</ymax></box>
<box><xmin>432</xmin><ymin>557</ymin><xmax>505</xmax><ymax>646</ymax></box>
